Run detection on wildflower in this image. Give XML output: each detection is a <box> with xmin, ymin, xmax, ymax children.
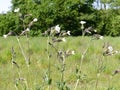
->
<box><xmin>94</xmin><ymin>29</ymin><xmax>97</xmax><ymax>32</ymax></box>
<box><xmin>67</xmin><ymin>31</ymin><xmax>71</xmax><ymax>35</ymax></box>
<box><xmin>84</xmin><ymin>26</ymin><xmax>97</xmax><ymax>34</ymax></box>
<box><xmin>115</xmin><ymin>50</ymin><xmax>119</xmax><ymax>54</ymax></box>
<box><xmin>80</xmin><ymin>21</ymin><xmax>86</xmax><ymax>30</ymax></box>
<box><xmin>103</xmin><ymin>45</ymin><xmax>113</xmax><ymax>56</ymax></box>
<box><xmin>59</xmin><ymin>30</ymin><xmax>70</xmax><ymax>36</ymax></box>
<box><xmin>65</xmin><ymin>50</ymin><xmax>75</xmax><ymax>57</ymax></box>
<box><xmin>71</xmin><ymin>50</ymin><xmax>75</xmax><ymax>55</ymax></box>
<box><xmin>92</xmin><ymin>34</ymin><xmax>103</xmax><ymax>40</ymax></box>
<box><xmin>26</xmin><ymin>28</ymin><xmax>30</xmax><ymax>32</ymax></box>
<box><xmin>55</xmin><ymin>25</ymin><xmax>60</xmax><ymax>33</ymax></box>
<box><xmin>103</xmin><ymin>43</ymin><xmax>118</xmax><ymax>56</ymax></box>
<box><xmin>62</xmin><ymin>38</ymin><xmax>66</xmax><ymax>42</ymax></box>
<box><xmin>33</xmin><ymin>18</ymin><xmax>38</xmax><ymax>22</ymax></box>
<box><xmin>14</xmin><ymin>8</ymin><xmax>20</xmax><ymax>12</ymax></box>
<box><xmin>3</xmin><ymin>35</ymin><xmax>8</xmax><ymax>38</ymax></box>
<box><xmin>99</xmin><ymin>36</ymin><xmax>103</xmax><ymax>39</ymax></box>
<box><xmin>107</xmin><ymin>46</ymin><xmax>113</xmax><ymax>52</ymax></box>
<box><xmin>80</xmin><ymin>21</ymin><xmax>86</xmax><ymax>25</ymax></box>
<box><xmin>20</xmin><ymin>28</ymin><xmax>30</xmax><ymax>35</ymax></box>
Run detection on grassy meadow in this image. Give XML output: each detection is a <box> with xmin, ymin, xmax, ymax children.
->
<box><xmin>0</xmin><ymin>36</ymin><xmax>120</xmax><ymax>90</ymax></box>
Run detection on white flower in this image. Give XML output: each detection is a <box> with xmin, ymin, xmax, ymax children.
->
<box><xmin>107</xmin><ymin>46</ymin><xmax>113</xmax><ymax>52</ymax></box>
<box><xmin>33</xmin><ymin>18</ymin><xmax>38</xmax><ymax>22</ymax></box>
<box><xmin>62</xmin><ymin>38</ymin><xmax>66</xmax><ymax>42</ymax></box>
<box><xmin>26</xmin><ymin>28</ymin><xmax>30</xmax><ymax>32</ymax></box>
<box><xmin>55</xmin><ymin>25</ymin><xmax>60</xmax><ymax>33</ymax></box>
<box><xmin>71</xmin><ymin>50</ymin><xmax>75</xmax><ymax>55</ymax></box>
<box><xmin>94</xmin><ymin>30</ymin><xmax>97</xmax><ymax>32</ymax></box>
<box><xmin>115</xmin><ymin>51</ymin><xmax>118</xmax><ymax>54</ymax></box>
<box><xmin>3</xmin><ymin>35</ymin><xmax>8</xmax><ymax>38</ymax></box>
<box><xmin>14</xmin><ymin>8</ymin><xmax>20</xmax><ymax>12</ymax></box>
<box><xmin>80</xmin><ymin>21</ymin><xmax>86</xmax><ymax>25</ymax></box>
<box><xmin>99</xmin><ymin>36</ymin><xmax>103</xmax><ymax>40</ymax></box>
<box><xmin>67</xmin><ymin>31</ymin><xmax>71</xmax><ymax>35</ymax></box>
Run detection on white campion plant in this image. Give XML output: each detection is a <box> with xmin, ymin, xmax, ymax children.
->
<box><xmin>55</xmin><ymin>25</ymin><xmax>60</xmax><ymax>33</ymax></box>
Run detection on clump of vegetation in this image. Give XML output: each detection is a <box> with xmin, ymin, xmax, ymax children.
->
<box><xmin>1</xmin><ymin>0</ymin><xmax>120</xmax><ymax>90</ymax></box>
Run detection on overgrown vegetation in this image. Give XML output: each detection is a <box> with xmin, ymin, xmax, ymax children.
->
<box><xmin>1</xmin><ymin>36</ymin><xmax>120</xmax><ymax>90</ymax></box>
<box><xmin>1</xmin><ymin>0</ymin><xmax>120</xmax><ymax>90</ymax></box>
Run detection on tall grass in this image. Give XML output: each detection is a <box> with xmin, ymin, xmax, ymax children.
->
<box><xmin>0</xmin><ymin>36</ymin><xmax>120</xmax><ymax>90</ymax></box>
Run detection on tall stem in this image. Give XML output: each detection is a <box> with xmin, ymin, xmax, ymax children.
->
<box><xmin>16</xmin><ymin>36</ymin><xmax>28</xmax><ymax>67</ymax></box>
<box><xmin>47</xmin><ymin>36</ymin><xmax>51</xmax><ymax>90</ymax></box>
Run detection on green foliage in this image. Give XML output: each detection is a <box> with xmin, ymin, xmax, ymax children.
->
<box><xmin>0</xmin><ymin>0</ymin><xmax>120</xmax><ymax>36</ymax></box>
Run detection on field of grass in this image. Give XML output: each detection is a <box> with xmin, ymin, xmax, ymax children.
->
<box><xmin>0</xmin><ymin>36</ymin><xmax>120</xmax><ymax>90</ymax></box>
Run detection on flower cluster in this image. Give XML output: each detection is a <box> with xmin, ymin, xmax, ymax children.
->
<box><xmin>84</xmin><ymin>26</ymin><xmax>97</xmax><ymax>35</ymax></box>
<box><xmin>57</xmin><ymin>49</ymin><xmax>75</xmax><ymax>62</ymax></box>
<box><xmin>103</xmin><ymin>42</ymin><xmax>118</xmax><ymax>56</ymax></box>
<box><xmin>92</xmin><ymin>34</ymin><xmax>103</xmax><ymax>40</ymax></box>
<box><xmin>42</xmin><ymin>24</ymin><xmax>71</xmax><ymax>37</ymax></box>
<box><xmin>3</xmin><ymin>31</ymin><xmax>14</xmax><ymax>38</ymax></box>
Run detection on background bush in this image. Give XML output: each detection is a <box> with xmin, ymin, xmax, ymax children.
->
<box><xmin>0</xmin><ymin>0</ymin><xmax>120</xmax><ymax>36</ymax></box>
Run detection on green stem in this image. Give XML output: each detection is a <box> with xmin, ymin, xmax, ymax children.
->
<box><xmin>16</xmin><ymin>36</ymin><xmax>28</xmax><ymax>67</ymax></box>
<box><xmin>74</xmin><ymin>79</ymin><xmax>79</xmax><ymax>90</ymax></box>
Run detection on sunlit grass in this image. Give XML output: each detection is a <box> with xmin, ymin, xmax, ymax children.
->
<box><xmin>0</xmin><ymin>36</ymin><xmax>120</xmax><ymax>90</ymax></box>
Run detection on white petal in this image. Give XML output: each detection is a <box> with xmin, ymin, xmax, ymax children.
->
<box><xmin>67</xmin><ymin>31</ymin><xmax>71</xmax><ymax>35</ymax></box>
<box><xmin>80</xmin><ymin>21</ymin><xmax>86</xmax><ymax>24</ymax></box>
<box><xmin>62</xmin><ymin>38</ymin><xmax>66</xmax><ymax>42</ymax></box>
<box><xmin>3</xmin><ymin>35</ymin><xmax>8</xmax><ymax>38</ymax></box>
<box><xmin>14</xmin><ymin>8</ymin><xmax>20</xmax><ymax>12</ymax></box>
<box><xmin>55</xmin><ymin>25</ymin><xmax>60</xmax><ymax>33</ymax></box>
<box><xmin>33</xmin><ymin>18</ymin><xmax>38</xmax><ymax>22</ymax></box>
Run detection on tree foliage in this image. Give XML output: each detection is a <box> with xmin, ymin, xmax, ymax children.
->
<box><xmin>0</xmin><ymin>0</ymin><xmax>120</xmax><ymax>36</ymax></box>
